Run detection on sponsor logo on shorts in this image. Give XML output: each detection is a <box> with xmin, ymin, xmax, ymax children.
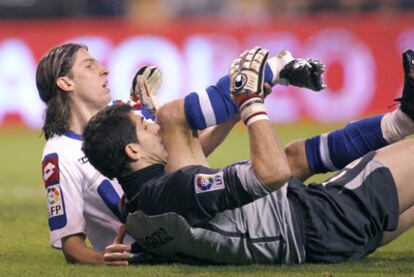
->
<box><xmin>194</xmin><ymin>172</ymin><xmax>224</xmax><ymax>194</ymax></box>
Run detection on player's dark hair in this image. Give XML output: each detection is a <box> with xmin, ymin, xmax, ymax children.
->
<box><xmin>82</xmin><ymin>103</ymin><xmax>139</xmax><ymax>179</ymax></box>
<box><xmin>36</xmin><ymin>43</ymin><xmax>87</xmax><ymax>140</ymax></box>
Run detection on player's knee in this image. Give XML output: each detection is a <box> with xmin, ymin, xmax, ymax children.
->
<box><xmin>285</xmin><ymin>140</ymin><xmax>311</xmax><ymax>180</ymax></box>
<box><xmin>156</xmin><ymin>100</ymin><xmax>183</xmax><ymax>129</ymax></box>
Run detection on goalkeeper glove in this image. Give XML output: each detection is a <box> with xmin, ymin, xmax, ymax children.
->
<box><xmin>230</xmin><ymin>46</ymin><xmax>269</xmax><ymax>125</ymax></box>
<box><xmin>130</xmin><ymin>65</ymin><xmax>162</xmax><ymax>115</ymax></box>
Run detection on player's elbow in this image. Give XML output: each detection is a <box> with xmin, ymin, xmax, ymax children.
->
<box><xmin>255</xmin><ymin>163</ymin><xmax>291</xmax><ymax>191</ymax></box>
<box><xmin>62</xmin><ymin>249</ymin><xmax>78</xmax><ymax>264</ymax></box>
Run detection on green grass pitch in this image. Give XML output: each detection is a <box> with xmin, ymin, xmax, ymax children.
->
<box><xmin>1</xmin><ymin>123</ymin><xmax>413</xmax><ymax>276</ymax></box>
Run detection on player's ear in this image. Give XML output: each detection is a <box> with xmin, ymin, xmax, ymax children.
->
<box><xmin>56</xmin><ymin>76</ymin><xmax>74</xmax><ymax>92</ymax></box>
<box><xmin>125</xmin><ymin>143</ymin><xmax>142</xmax><ymax>161</ymax></box>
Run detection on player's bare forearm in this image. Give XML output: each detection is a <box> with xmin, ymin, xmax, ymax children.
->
<box><xmin>62</xmin><ymin>234</ymin><xmax>105</xmax><ymax>265</ymax></box>
<box><xmin>228</xmin><ymin>47</ymin><xmax>290</xmax><ymax>189</ymax></box>
<box><xmin>249</xmin><ymin>120</ymin><xmax>291</xmax><ymax>190</ymax></box>
<box><xmin>199</xmin><ymin>115</ymin><xmax>240</xmax><ymax>156</ymax></box>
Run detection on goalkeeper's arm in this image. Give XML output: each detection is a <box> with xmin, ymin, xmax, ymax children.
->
<box><xmin>230</xmin><ymin>47</ymin><xmax>291</xmax><ymax>190</ymax></box>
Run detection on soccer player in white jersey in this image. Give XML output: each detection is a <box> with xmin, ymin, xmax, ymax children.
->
<box><xmin>84</xmin><ymin>47</ymin><xmax>414</xmax><ymax>264</ymax></box>
<box><xmin>36</xmin><ymin>44</ymin><xmax>139</xmax><ymax>265</ymax></box>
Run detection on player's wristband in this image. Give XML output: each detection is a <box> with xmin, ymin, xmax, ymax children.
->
<box><xmin>245</xmin><ymin>114</ymin><xmax>270</xmax><ymax>126</ymax></box>
<box><xmin>240</xmin><ymin>98</ymin><xmax>269</xmax><ymax>125</ymax></box>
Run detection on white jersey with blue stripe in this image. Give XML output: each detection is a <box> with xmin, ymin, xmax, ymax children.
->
<box><xmin>41</xmin><ymin>132</ymin><xmax>134</xmax><ymax>251</ymax></box>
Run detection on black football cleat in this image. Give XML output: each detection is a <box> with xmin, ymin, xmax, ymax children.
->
<box><xmin>279</xmin><ymin>58</ymin><xmax>326</xmax><ymax>92</ymax></box>
<box><xmin>395</xmin><ymin>49</ymin><xmax>414</xmax><ymax>121</ymax></box>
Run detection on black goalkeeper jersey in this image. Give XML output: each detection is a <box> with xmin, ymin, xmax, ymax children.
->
<box><xmin>118</xmin><ymin>161</ymin><xmax>303</xmax><ymax>264</ymax></box>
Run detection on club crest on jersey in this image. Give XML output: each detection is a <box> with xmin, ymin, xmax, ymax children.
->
<box><xmin>194</xmin><ymin>172</ymin><xmax>224</xmax><ymax>194</ymax></box>
<box><xmin>42</xmin><ymin>153</ymin><xmax>59</xmax><ymax>187</ymax></box>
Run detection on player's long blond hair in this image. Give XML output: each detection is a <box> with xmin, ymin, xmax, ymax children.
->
<box><xmin>36</xmin><ymin>43</ymin><xmax>87</xmax><ymax>140</ymax></box>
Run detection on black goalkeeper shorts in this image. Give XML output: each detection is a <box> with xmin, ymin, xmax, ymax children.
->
<box><xmin>288</xmin><ymin>151</ymin><xmax>399</xmax><ymax>263</ymax></box>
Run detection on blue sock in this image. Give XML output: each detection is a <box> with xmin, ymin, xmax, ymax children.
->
<box><xmin>184</xmin><ymin>64</ymin><xmax>274</xmax><ymax>130</ymax></box>
<box><xmin>305</xmin><ymin>115</ymin><xmax>389</xmax><ymax>173</ymax></box>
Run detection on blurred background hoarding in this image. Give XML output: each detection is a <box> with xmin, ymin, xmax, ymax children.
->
<box><xmin>0</xmin><ymin>0</ymin><xmax>413</xmax><ymax>128</ymax></box>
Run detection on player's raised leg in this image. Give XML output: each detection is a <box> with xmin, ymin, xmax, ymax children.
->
<box><xmin>287</xmin><ymin>49</ymin><xmax>414</xmax><ymax>181</ymax></box>
<box><xmin>184</xmin><ymin>51</ymin><xmax>325</xmax><ymax>131</ymax></box>
<box><xmin>383</xmin><ymin>50</ymin><xmax>414</xmax><ymax>245</ymax></box>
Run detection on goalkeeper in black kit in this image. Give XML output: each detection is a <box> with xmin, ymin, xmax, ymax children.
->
<box><xmin>83</xmin><ymin>47</ymin><xmax>414</xmax><ymax>264</ymax></box>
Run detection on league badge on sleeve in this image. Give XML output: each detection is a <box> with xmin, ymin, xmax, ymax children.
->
<box><xmin>42</xmin><ymin>153</ymin><xmax>67</xmax><ymax>230</ymax></box>
<box><xmin>47</xmin><ymin>185</ymin><xmax>65</xmax><ymax>217</ymax></box>
<box><xmin>194</xmin><ymin>172</ymin><xmax>225</xmax><ymax>194</ymax></box>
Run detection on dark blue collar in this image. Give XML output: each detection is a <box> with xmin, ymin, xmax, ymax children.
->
<box><xmin>118</xmin><ymin>164</ymin><xmax>165</xmax><ymax>200</ymax></box>
<box><xmin>63</xmin><ymin>131</ymin><xmax>83</xmax><ymax>141</ymax></box>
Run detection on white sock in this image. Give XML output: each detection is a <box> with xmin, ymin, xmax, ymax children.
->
<box><xmin>268</xmin><ymin>50</ymin><xmax>294</xmax><ymax>86</ymax></box>
<box><xmin>381</xmin><ymin>108</ymin><xmax>414</xmax><ymax>143</ymax></box>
